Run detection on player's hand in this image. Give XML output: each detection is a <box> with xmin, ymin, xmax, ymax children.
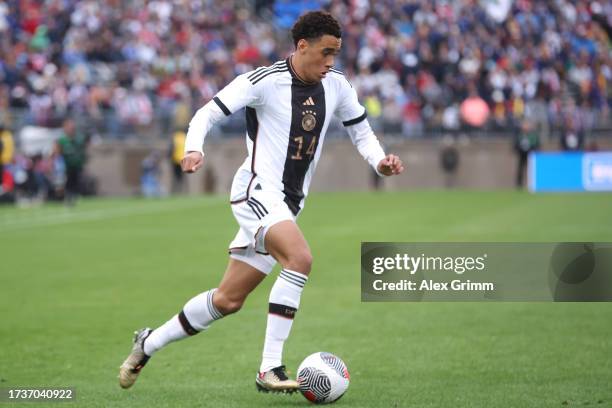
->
<box><xmin>377</xmin><ymin>154</ymin><xmax>404</xmax><ymax>176</ymax></box>
<box><xmin>181</xmin><ymin>151</ymin><xmax>204</xmax><ymax>173</ymax></box>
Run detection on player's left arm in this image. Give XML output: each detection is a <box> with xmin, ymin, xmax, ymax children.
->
<box><xmin>336</xmin><ymin>79</ymin><xmax>404</xmax><ymax>177</ymax></box>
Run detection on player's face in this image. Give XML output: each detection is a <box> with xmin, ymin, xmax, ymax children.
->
<box><xmin>298</xmin><ymin>35</ymin><xmax>341</xmax><ymax>82</ymax></box>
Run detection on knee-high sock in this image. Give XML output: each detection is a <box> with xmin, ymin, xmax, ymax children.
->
<box><xmin>260</xmin><ymin>269</ymin><xmax>308</xmax><ymax>373</ymax></box>
<box><xmin>143</xmin><ymin>288</ymin><xmax>223</xmax><ymax>356</ymax></box>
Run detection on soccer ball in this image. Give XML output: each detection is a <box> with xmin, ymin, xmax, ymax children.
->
<box><xmin>297</xmin><ymin>352</ymin><xmax>350</xmax><ymax>404</ymax></box>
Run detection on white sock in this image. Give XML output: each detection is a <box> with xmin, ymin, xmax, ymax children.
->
<box><xmin>260</xmin><ymin>269</ymin><xmax>308</xmax><ymax>373</ymax></box>
<box><xmin>143</xmin><ymin>288</ymin><xmax>223</xmax><ymax>356</ymax></box>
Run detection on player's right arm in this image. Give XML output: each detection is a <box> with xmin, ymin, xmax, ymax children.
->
<box><xmin>182</xmin><ymin>72</ymin><xmax>265</xmax><ymax>173</ymax></box>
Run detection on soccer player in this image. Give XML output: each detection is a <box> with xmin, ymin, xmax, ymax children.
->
<box><xmin>119</xmin><ymin>11</ymin><xmax>404</xmax><ymax>393</ymax></box>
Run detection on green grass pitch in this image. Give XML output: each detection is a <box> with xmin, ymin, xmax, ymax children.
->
<box><xmin>1</xmin><ymin>191</ymin><xmax>611</xmax><ymax>407</ymax></box>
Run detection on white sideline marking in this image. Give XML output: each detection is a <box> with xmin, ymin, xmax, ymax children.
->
<box><xmin>0</xmin><ymin>199</ymin><xmax>221</xmax><ymax>231</ymax></box>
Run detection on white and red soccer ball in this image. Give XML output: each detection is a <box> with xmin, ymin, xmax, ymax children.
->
<box><xmin>297</xmin><ymin>352</ymin><xmax>350</xmax><ymax>404</ymax></box>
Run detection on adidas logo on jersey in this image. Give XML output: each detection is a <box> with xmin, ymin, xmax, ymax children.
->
<box><xmin>302</xmin><ymin>97</ymin><xmax>315</xmax><ymax>106</ymax></box>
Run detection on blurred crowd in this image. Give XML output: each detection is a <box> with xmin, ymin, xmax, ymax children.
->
<box><xmin>0</xmin><ymin>0</ymin><xmax>610</xmax><ymax>140</ymax></box>
<box><xmin>334</xmin><ymin>0</ymin><xmax>612</xmax><ymax>137</ymax></box>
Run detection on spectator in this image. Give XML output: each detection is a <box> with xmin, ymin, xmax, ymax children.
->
<box><xmin>141</xmin><ymin>151</ymin><xmax>163</xmax><ymax>198</ymax></box>
<box><xmin>514</xmin><ymin>119</ymin><xmax>540</xmax><ymax>189</ymax></box>
<box><xmin>56</xmin><ymin>118</ymin><xmax>88</xmax><ymax>205</ymax></box>
<box><xmin>559</xmin><ymin>117</ymin><xmax>585</xmax><ymax>151</ymax></box>
<box><xmin>168</xmin><ymin>129</ymin><xmax>187</xmax><ymax>194</ymax></box>
<box><xmin>0</xmin><ymin>124</ymin><xmax>14</xmax><ymax>186</ymax></box>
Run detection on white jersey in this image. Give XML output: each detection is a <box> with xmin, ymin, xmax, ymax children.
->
<box><xmin>185</xmin><ymin>57</ymin><xmax>385</xmax><ymax>215</ymax></box>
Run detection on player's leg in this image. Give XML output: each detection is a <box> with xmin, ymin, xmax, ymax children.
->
<box><xmin>145</xmin><ymin>257</ymin><xmax>265</xmax><ymax>351</ymax></box>
<box><xmin>213</xmin><ymin>257</ymin><xmax>267</xmax><ymax>315</ymax></box>
<box><xmin>64</xmin><ymin>168</ymin><xmax>77</xmax><ymax>205</ymax></box>
<box><xmin>256</xmin><ymin>220</ymin><xmax>312</xmax><ymax>392</ymax></box>
<box><xmin>119</xmin><ymin>258</ymin><xmax>265</xmax><ymax>389</ymax></box>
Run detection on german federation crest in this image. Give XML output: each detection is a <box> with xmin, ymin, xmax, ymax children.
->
<box><xmin>302</xmin><ymin>111</ymin><xmax>317</xmax><ymax>131</ymax></box>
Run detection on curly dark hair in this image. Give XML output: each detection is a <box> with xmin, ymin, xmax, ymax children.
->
<box><xmin>291</xmin><ymin>11</ymin><xmax>341</xmax><ymax>47</ymax></box>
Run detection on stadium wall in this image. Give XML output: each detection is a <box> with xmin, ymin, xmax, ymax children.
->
<box><xmin>87</xmin><ymin>138</ymin><xmax>612</xmax><ymax>196</ymax></box>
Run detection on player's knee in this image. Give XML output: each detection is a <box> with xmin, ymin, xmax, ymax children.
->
<box><xmin>213</xmin><ymin>291</ymin><xmax>244</xmax><ymax>315</ymax></box>
<box><xmin>286</xmin><ymin>250</ymin><xmax>313</xmax><ymax>274</ymax></box>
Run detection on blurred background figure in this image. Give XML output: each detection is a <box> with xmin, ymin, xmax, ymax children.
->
<box><xmin>168</xmin><ymin>128</ymin><xmax>187</xmax><ymax>194</ymax></box>
<box><xmin>0</xmin><ymin>123</ymin><xmax>15</xmax><ymax>201</ymax></box>
<box><xmin>514</xmin><ymin>119</ymin><xmax>540</xmax><ymax>189</ymax></box>
<box><xmin>559</xmin><ymin>116</ymin><xmax>585</xmax><ymax>151</ymax></box>
<box><xmin>0</xmin><ymin>124</ymin><xmax>14</xmax><ymax>187</ymax></box>
<box><xmin>439</xmin><ymin>136</ymin><xmax>460</xmax><ymax>189</ymax></box>
<box><xmin>56</xmin><ymin>118</ymin><xmax>88</xmax><ymax>205</ymax></box>
<box><xmin>141</xmin><ymin>151</ymin><xmax>164</xmax><ymax>198</ymax></box>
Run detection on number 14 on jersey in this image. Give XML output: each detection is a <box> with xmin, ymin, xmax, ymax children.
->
<box><xmin>291</xmin><ymin>136</ymin><xmax>317</xmax><ymax>160</ymax></box>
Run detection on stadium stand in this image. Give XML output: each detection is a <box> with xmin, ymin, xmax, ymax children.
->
<box><xmin>0</xmin><ymin>0</ymin><xmax>610</xmax><ymax>140</ymax></box>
